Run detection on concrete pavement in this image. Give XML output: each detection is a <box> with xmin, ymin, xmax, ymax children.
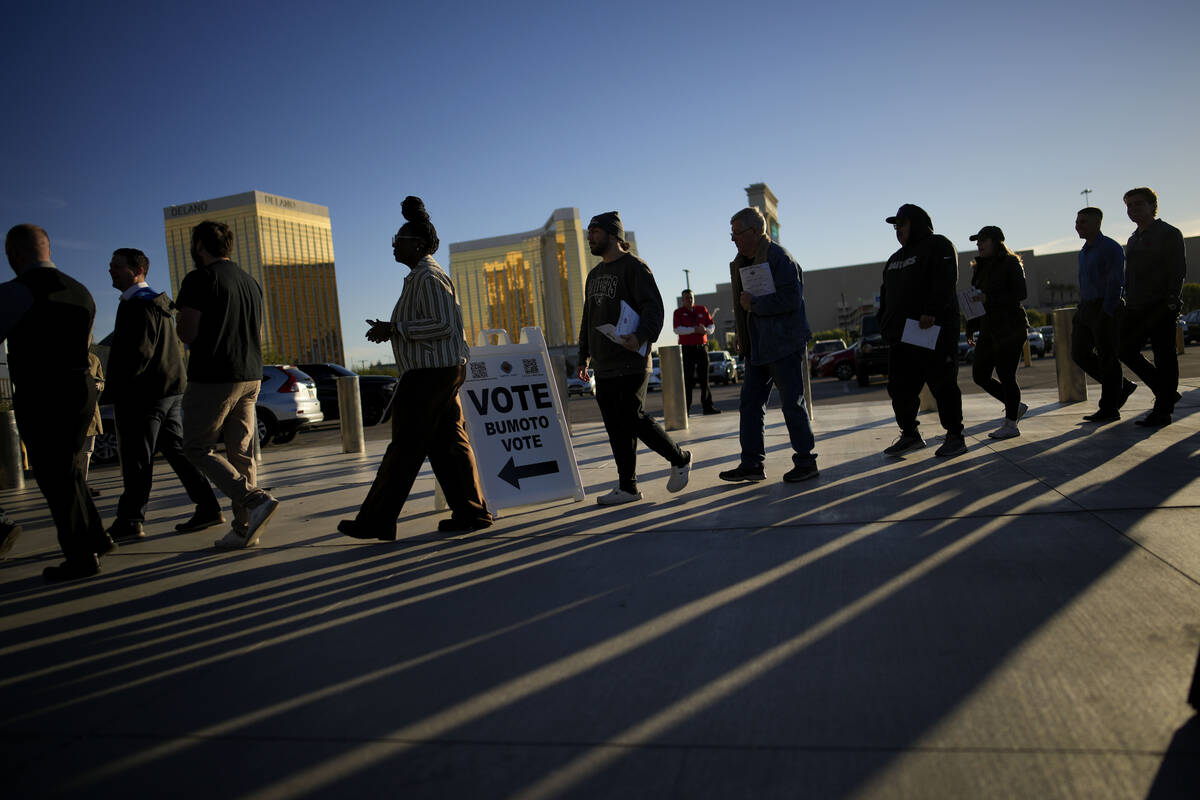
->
<box><xmin>1</xmin><ymin>385</ymin><xmax>1198</xmax><ymax>798</ymax></box>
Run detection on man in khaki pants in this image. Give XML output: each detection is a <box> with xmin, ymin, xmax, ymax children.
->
<box><xmin>176</xmin><ymin>220</ymin><xmax>279</xmax><ymax>549</ymax></box>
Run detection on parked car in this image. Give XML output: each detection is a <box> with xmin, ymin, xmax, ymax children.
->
<box><xmin>257</xmin><ymin>365</ymin><xmax>324</xmax><ymax>446</ymax></box>
<box><xmin>93</xmin><ymin>405</ymin><xmax>119</xmax><ymax>464</ymax></box>
<box><xmin>1179</xmin><ymin>314</ymin><xmax>1190</xmax><ymax>345</ymax></box>
<box><xmin>1027</xmin><ymin>328</ymin><xmax>1046</xmax><ymax>358</ymax></box>
<box><xmin>708</xmin><ymin>350</ymin><xmax>739</xmax><ymax>384</ymax></box>
<box><xmin>957</xmin><ymin>332</ymin><xmax>975</xmax><ymax>364</ymax></box>
<box><xmin>567</xmin><ymin>368</ymin><xmax>595</xmax><ymax>396</ymax></box>
<box><xmin>855</xmin><ymin>314</ymin><xmax>889</xmax><ymax>386</ymax></box>
<box><xmin>647</xmin><ymin>357</ymin><xmax>662</xmax><ymax>392</ymax></box>
<box><xmin>296</xmin><ymin>363</ymin><xmax>397</xmax><ymax>426</ymax></box>
<box><xmin>1185</xmin><ymin>310</ymin><xmax>1200</xmax><ymax>344</ymax></box>
<box><xmin>809</xmin><ymin>338</ymin><xmax>847</xmax><ymax>376</ymax></box>
<box><xmin>1037</xmin><ymin>325</ymin><xmax>1055</xmax><ymax>356</ymax></box>
<box><xmin>816</xmin><ymin>343</ymin><xmax>857</xmax><ymax>381</ymax></box>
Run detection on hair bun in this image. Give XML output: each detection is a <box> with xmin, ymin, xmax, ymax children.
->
<box><xmin>401</xmin><ymin>196</ymin><xmax>430</xmax><ymax>223</ymax></box>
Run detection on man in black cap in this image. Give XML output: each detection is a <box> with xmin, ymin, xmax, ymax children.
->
<box><xmin>576</xmin><ymin>211</ymin><xmax>691</xmax><ymax>504</ymax></box>
<box><xmin>1119</xmin><ymin>187</ymin><xmax>1187</xmax><ymax>426</ymax></box>
<box><xmin>877</xmin><ymin>204</ymin><xmax>965</xmax><ymax>457</ymax></box>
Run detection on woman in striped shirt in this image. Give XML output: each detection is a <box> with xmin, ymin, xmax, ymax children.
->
<box><xmin>338</xmin><ymin>197</ymin><xmax>492</xmax><ymax>540</ymax></box>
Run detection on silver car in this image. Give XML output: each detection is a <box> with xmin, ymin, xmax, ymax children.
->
<box><xmin>257</xmin><ymin>365</ymin><xmax>324</xmax><ymax>445</ymax></box>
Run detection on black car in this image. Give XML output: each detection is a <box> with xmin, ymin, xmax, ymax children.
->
<box><xmin>1037</xmin><ymin>325</ymin><xmax>1055</xmax><ymax>356</ymax></box>
<box><xmin>855</xmin><ymin>314</ymin><xmax>889</xmax><ymax>386</ymax></box>
<box><xmin>296</xmin><ymin>363</ymin><xmax>397</xmax><ymax>426</ymax></box>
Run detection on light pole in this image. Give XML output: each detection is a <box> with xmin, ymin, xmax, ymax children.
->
<box><xmin>1081</xmin><ymin>188</ymin><xmax>1093</xmax><ymax>206</ymax></box>
<box><xmin>682</xmin><ymin>268</ymin><xmax>691</xmax><ymax>291</ymax></box>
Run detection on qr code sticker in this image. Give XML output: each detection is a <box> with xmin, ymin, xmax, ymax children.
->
<box><xmin>469</xmin><ymin>361</ymin><xmax>488</xmax><ymax>379</ymax></box>
<box><xmin>522</xmin><ymin>358</ymin><xmax>540</xmax><ymax>376</ymax></box>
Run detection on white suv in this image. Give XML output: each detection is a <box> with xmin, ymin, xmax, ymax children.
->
<box><xmin>257</xmin><ymin>365</ymin><xmax>324</xmax><ymax>445</ymax></box>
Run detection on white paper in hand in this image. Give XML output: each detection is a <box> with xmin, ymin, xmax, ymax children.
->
<box><xmin>901</xmin><ymin>318</ymin><xmax>940</xmax><ymax>349</ymax></box>
<box><xmin>739</xmin><ymin>263</ymin><xmax>776</xmax><ymax>296</ymax></box>
<box><xmin>595</xmin><ymin>300</ymin><xmax>648</xmax><ymax>356</ymax></box>
<box><xmin>957</xmin><ymin>288</ymin><xmax>986</xmax><ymax>320</ymax></box>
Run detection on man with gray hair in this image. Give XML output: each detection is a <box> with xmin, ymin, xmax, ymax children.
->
<box><xmin>719</xmin><ymin>207</ymin><xmax>818</xmax><ymax>484</ymax></box>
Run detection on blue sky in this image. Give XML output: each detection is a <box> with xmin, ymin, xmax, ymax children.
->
<box><xmin>4</xmin><ymin>0</ymin><xmax>1198</xmax><ymax>366</ymax></box>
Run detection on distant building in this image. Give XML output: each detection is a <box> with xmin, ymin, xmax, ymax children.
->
<box><xmin>162</xmin><ymin>190</ymin><xmax>345</xmax><ymax>365</ymax></box>
<box><xmin>448</xmin><ymin>208</ymin><xmax>637</xmax><ymax>356</ymax></box>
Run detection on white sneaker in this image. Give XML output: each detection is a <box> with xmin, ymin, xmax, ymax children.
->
<box><xmin>244</xmin><ymin>493</ymin><xmax>279</xmax><ymax>545</ymax></box>
<box><xmin>666</xmin><ymin>451</ymin><xmax>691</xmax><ymax>493</ymax></box>
<box><xmin>596</xmin><ymin>487</ymin><xmax>643</xmax><ymax>506</ymax></box>
<box><xmin>988</xmin><ymin>419</ymin><xmax>1020</xmax><ymax>439</ymax></box>
<box><xmin>214</xmin><ymin>525</ymin><xmax>253</xmax><ymax>550</ymax></box>
<box><xmin>1017</xmin><ymin>402</ymin><xmax>1029</xmax><ymax>420</ymax></box>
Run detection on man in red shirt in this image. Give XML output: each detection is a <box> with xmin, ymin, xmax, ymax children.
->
<box><xmin>673</xmin><ymin>290</ymin><xmax>720</xmax><ymax>415</ymax></box>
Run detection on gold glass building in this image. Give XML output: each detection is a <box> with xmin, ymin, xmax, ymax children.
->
<box><xmin>448</xmin><ymin>208</ymin><xmax>636</xmax><ymax>348</ymax></box>
<box><xmin>162</xmin><ymin>190</ymin><xmax>345</xmax><ymax>365</ymax></box>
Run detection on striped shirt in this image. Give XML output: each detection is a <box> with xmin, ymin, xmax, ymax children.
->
<box><xmin>389</xmin><ymin>255</ymin><xmax>469</xmax><ymax>378</ymax></box>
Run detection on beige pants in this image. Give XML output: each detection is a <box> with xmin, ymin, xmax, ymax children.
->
<box><xmin>182</xmin><ymin>380</ymin><xmax>263</xmax><ymax>525</ymax></box>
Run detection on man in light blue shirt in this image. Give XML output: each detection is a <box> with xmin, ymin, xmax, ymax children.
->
<box><xmin>1071</xmin><ymin>207</ymin><xmax>1135</xmax><ymax>422</ymax></box>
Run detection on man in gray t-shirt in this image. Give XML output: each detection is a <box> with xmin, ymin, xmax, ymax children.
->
<box><xmin>176</xmin><ymin>220</ymin><xmax>279</xmax><ymax>549</ymax></box>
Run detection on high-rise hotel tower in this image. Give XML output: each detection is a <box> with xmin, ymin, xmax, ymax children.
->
<box><xmin>163</xmin><ymin>190</ymin><xmax>345</xmax><ymax>365</ymax></box>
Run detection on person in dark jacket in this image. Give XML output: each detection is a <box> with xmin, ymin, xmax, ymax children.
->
<box><xmin>965</xmin><ymin>227</ymin><xmax>1029</xmax><ymax>439</ymax></box>
<box><xmin>877</xmin><ymin>204</ymin><xmax>965</xmax><ymax>457</ymax></box>
<box><xmin>577</xmin><ymin>211</ymin><xmax>691</xmax><ymax>505</ymax></box>
<box><xmin>2</xmin><ymin>224</ymin><xmax>113</xmax><ymax>582</ymax></box>
<box><xmin>1119</xmin><ymin>187</ymin><xmax>1187</xmax><ymax>426</ymax></box>
<box><xmin>103</xmin><ymin>248</ymin><xmax>222</xmax><ymax>541</ymax></box>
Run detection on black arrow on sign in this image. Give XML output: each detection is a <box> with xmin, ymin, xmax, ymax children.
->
<box><xmin>498</xmin><ymin>456</ymin><xmax>560</xmax><ymax>489</ymax></box>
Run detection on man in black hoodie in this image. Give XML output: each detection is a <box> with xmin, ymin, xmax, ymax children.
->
<box><xmin>877</xmin><ymin>204</ymin><xmax>965</xmax><ymax>457</ymax></box>
<box><xmin>576</xmin><ymin>212</ymin><xmax>691</xmax><ymax>505</ymax></box>
<box><xmin>103</xmin><ymin>248</ymin><xmax>222</xmax><ymax>540</ymax></box>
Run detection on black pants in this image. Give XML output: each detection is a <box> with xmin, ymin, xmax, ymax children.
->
<box><xmin>972</xmin><ymin>325</ymin><xmax>1025</xmax><ymax>419</ymax></box>
<box><xmin>1072</xmin><ymin>302</ymin><xmax>1126</xmax><ymax>412</ymax></box>
<box><xmin>595</xmin><ymin>372</ymin><xmax>687</xmax><ymax>491</ymax></box>
<box><xmin>886</xmin><ymin>342</ymin><xmax>963</xmax><ymax>436</ymax></box>
<box><xmin>115</xmin><ymin>394</ymin><xmax>219</xmax><ymax>522</ymax></box>
<box><xmin>1120</xmin><ymin>304</ymin><xmax>1179</xmax><ymax>413</ymax></box>
<box><xmin>681</xmin><ymin>344</ymin><xmax>714</xmax><ymax>411</ymax></box>
<box><xmin>15</xmin><ymin>372</ymin><xmax>106</xmax><ymax>563</ymax></box>
<box><xmin>358</xmin><ymin>365</ymin><xmax>490</xmax><ymax>526</ymax></box>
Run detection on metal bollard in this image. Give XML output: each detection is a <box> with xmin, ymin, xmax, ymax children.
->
<box><xmin>337</xmin><ymin>375</ymin><xmax>365</xmax><ymax>454</ymax></box>
<box><xmin>1022</xmin><ymin>339</ymin><xmax>1032</xmax><ymax>367</ymax></box>
<box><xmin>0</xmin><ymin>409</ymin><xmax>24</xmax><ymax>490</ymax></box>
<box><xmin>659</xmin><ymin>345</ymin><xmax>688</xmax><ymax>432</ymax></box>
<box><xmin>919</xmin><ymin>383</ymin><xmax>937</xmax><ymax>412</ymax></box>
<box><xmin>1053</xmin><ymin>308</ymin><xmax>1087</xmax><ymax>403</ymax></box>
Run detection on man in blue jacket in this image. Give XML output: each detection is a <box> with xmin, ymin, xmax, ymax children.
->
<box><xmin>719</xmin><ymin>207</ymin><xmax>818</xmax><ymax>483</ymax></box>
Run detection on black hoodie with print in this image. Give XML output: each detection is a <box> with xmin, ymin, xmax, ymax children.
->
<box><xmin>877</xmin><ymin>206</ymin><xmax>959</xmax><ymax>349</ymax></box>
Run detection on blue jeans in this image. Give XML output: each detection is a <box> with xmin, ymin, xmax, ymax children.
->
<box><xmin>738</xmin><ymin>350</ymin><xmax>816</xmax><ymax>469</ymax></box>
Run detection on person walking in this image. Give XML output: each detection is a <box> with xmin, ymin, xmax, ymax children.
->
<box><xmin>672</xmin><ymin>289</ymin><xmax>719</xmax><ymax>415</ymax></box>
<box><xmin>1119</xmin><ymin>187</ymin><xmax>1187</xmax><ymax>426</ymax></box>
<box><xmin>965</xmin><ymin>226</ymin><xmax>1030</xmax><ymax>439</ymax></box>
<box><xmin>338</xmin><ymin>196</ymin><xmax>493</xmax><ymax>539</ymax></box>
<box><xmin>576</xmin><ymin>211</ymin><xmax>691</xmax><ymax>504</ymax></box>
<box><xmin>176</xmin><ymin>221</ymin><xmax>279</xmax><ymax>549</ymax></box>
<box><xmin>2</xmin><ymin>224</ymin><xmax>113</xmax><ymax>581</ymax></box>
<box><xmin>1071</xmin><ymin>207</ymin><xmax>1136</xmax><ymax>423</ymax></box>
<box><xmin>103</xmin><ymin>247</ymin><xmax>222</xmax><ymax>541</ymax></box>
<box><xmin>877</xmin><ymin>204</ymin><xmax>965</xmax><ymax>457</ymax></box>
<box><xmin>718</xmin><ymin>207</ymin><xmax>818</xmax><ymax>483</ymax></box>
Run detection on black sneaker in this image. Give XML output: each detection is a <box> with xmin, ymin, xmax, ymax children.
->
<box><xmin>1134</xmin><ymin>410</ymin><xmax>1172</xmax><ymax>427</ymax></box>
<box><xmin>1082</xmin><ymin>409</ymin><xmax>1120</xmax><ymax>423</ymax></box>
<box><xmin>935</xmin><ymin>433</ymin><xmax>967</xmax><ymax>457</ymax></box>
<box><xmin>437</xmin><ymin>517</ymin><xmax>494</xmax><ymax>534</ymax></box>
<box><xmin>43</xmin><ymin>556</ymin><xmax>101</xmax><ymax>583</ymax></box>
<box><xmin>718</xmin><ymin>464</ymin><xmax>766</xmax><ymax>482</ymax></box>
<box><xmin>175</xmin><ymin>508</ymin><xmax>227</xmax><ymax>532</ymax></box>
<box><xmin>337</xmin><ymin>518</ymin><xmax>397</xmax><ymax>541</ymax></box>
<box><xmin>702</xmin><ymin>407</ymin><xmax>722</xmax><ymax>415</ymax></box>
<box><xmin>1116</xmin><ymin>381</ymin><xmax>1137</xmax><ymax>410</ymax></box>
<box><xmin>0</xmin><ymin>519</ymin><xmax>22</xmax><ymax>559</ymax></box>
<box><xmin>107</xmin><ymin>519</ymin><xmax>145</xmax><ymax>541</ymax></box>
<box><xmin>782</xmin><ymin>463</ymin><xmax>819</xmax><ymax>483</ymax></box>
<box><xmin>883</xmin><ymin>432</ymin><xmax>925</xmax><ymax>457</ymax></box>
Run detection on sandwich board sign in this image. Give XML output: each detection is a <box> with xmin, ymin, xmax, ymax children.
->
<box><xmin>459</xmin><ymin>327</ymin><xmax>585</xmax><ymax>510</ymax></box>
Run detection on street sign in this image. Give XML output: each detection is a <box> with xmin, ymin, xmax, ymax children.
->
<box><xmin>459</xmin><ymin>327</ymin><xmax>585</xmax><ymax>510</ymax></box>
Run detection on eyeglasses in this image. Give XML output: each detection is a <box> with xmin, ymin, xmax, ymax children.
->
<box><xmin>392</xmin><ymin>234</ymin><xmax>422</xmax><ymax>246</ymax></box>
<box><xmin>730</xmin><ymin>228</ymin><xmax>752</xmax><ymax>240</ymax></box>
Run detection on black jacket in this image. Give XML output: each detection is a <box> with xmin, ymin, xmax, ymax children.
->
<box><xmin>877</xmin><ymin>209</ymin><xmax>959</xmax><ymax>347</ymax></box>
<box><xmin>967</xmin><ymin>254</ymin><xmax>1028</xmax><ymax>337</ymax></box>
<box><xmin>101</xmin><ymin>288</ymin><xmax>187</xmax><ymax>405</ymax></box>
<box><xmin>577</xmin><ymin>253</ymin><xmax>664</xmax><ymax>378</ymax></box>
